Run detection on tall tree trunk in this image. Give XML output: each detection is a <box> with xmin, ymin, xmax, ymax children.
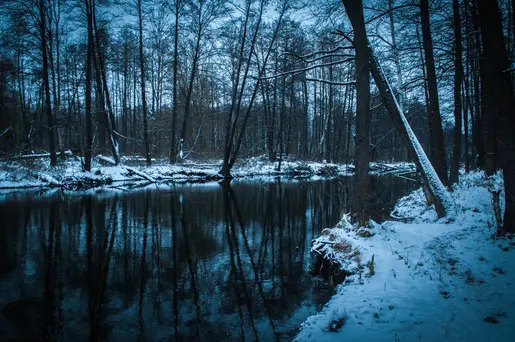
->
<box><xmin>450</xmin><ymin>0</ymin><xmax>463</xmax><ymax>184</ymax></box>
<box><xmin>92</xmin><ymin>1</ymin><xmax>120</xmax><ymax>164</ymax></box>
<box><xmin>179</xmin><ymin>18</ymin><xmax>202</xmax><ymax>162</ymax></box>
<box><xmin>301</xmin><ymin>77</ymin><xmax>309</xmax><ymax>158</ymax></box>
<box><xmin>137</xmin><ymin>0</ymin><xmax>151</xmax><ymax>165</ymax></box>
<box><xmin>39</xmin><ymin>0</ymin><xmax>57</xmax><ymax>167</ymax></box>
<box><xmin>388</xmin><ymin>0</ymin><xmax>405</xmax><ymax>112</ymax></box>
<box><xmin>122</xmin><ymin>36</ymin><xmax>129</xmax><ymax>153</ymax></box>
<box><xmin>477</xmin><ymin>0</ymin><xmax>515</xmax><ymax>233</ymax></box>
<box><xmin>84</xmin><ymin>0</ymin><xmax>94</xmax><ymax>171</ymax></box>
<box><xmin>341</xmin><ymin>0</ymin><xmax>371</xmax><ymax>226</ymax></box>
<box><xmin>170</xmin><ymin>1</ymin><xmax>180</xmax><ymax>163</ymax></box>
<box><xmin>469</xmin><ymin>2</ymin><xmax>484</xmax><ymax>168</ymax></box>
<box><xmin>420</xmin><ymin>0</ymin><xmax>448</xmax><ymax>184</ymax></box>
<box><xmin>341</xmin><ymin>0</ymin><xmax>453</xmax><ymax>218</ymax></box>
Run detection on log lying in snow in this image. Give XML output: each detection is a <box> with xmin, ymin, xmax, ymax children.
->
<box><xmin>12</xmin><ymin>150</ymin><xmax>74</xmax><ymax>160</ymax></box>
<box><xmin>96</xmin><ymin>155</ymin><xmax>156</xmax><ymax>183</ymax></box>
<box><xmin>124</xmin><ymin>166</ymin><xmax>156</xmax><ymax>183</ymax></box>
<box><xmin>35</xmin><ymin>172</ymin><xmax>61</xmax><ymax>186</ymax></box>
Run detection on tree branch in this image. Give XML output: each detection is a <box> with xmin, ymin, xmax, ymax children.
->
<box><xmin>305</xmin><ymin>78</ymin><xmax>356</xmax><ymax>86</ymax></box>
<box><xmin>258</xmin><ymin>58</ymin><xmax>355</xmax><ymax>80</ymax></box>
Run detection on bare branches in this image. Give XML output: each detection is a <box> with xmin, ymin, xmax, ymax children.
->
<box><xmin>285</xmin><ymin>45</ymin><xmax>354</xmax><ymax>61</ymax></box>
<box><xmin>0</xmin><ymin>127</ymin><xmax>11</xmax><ymax>138</ymax></box>
<box><xmin>258</xmin><ymin>57</ymin><xmax>355</xmax><ymax>80</ymax></box>
<box><xmin>305</xmin><ymin>78</ymin><xmax>355</xmax><ymax>86</ymax></box>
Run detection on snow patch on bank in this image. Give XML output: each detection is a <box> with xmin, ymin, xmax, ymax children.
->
<box><xmin>297</xmin><ymin>170</ymin><xmax>514</xmax><ymax>342</ymax></box>
<box><xmin>0</xmin><ymin>154</ymin><xmax>415</xmax><ymax>192</ymax></box>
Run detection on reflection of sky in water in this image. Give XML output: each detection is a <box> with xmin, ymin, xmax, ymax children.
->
<box><xmin>0</xmin><ymin>176</ymin><xmax>415</xmax><ymax>341</ymax></box>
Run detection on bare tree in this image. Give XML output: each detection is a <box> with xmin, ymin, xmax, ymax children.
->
<box><xmin>476</xmin><ymin>0</ymin><xmax>515</xmax><ymax>233</ymax></box>
<box><xmin>341</xmin><ymin>0</ymin><xmax>453</xmax><ymax>218</ymax></box>
<box><xmin>450</xmin><ymin>0</ymin><xmax>463</xmax><ymax>184</ymax></box>
<box><xmin>420</xmin><ymin>0</ymin><xmax>447</xmax><ymax>185</ymax></box>
<box><xmin>136</xmin><ymin>0</ymin><xmax>151</xmax><ymax>165</ymax></box>
<box><xmin>167</xmin><ymin>0</ymin><xmax>183</xmax><ymax>163</ymax></box>
<box><xmin>39</xmin><ymin>0</ymin><xmax>58</xmax><ymax>166</ymax></box>
<box><xmin>84</xmin><ymin>0</ymin><xmax>94</xmax><ymax>171</ymax></box>
<box><xmin>341</xmin><ymin>0</ymin><xmax>371</xmax><ymax>225</ymax></box>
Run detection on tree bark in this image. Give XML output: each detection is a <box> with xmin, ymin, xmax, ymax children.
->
<box><xmin>169</xmin><ymin>0</ymin><xmax>180</xmax><ymax>163</ymax></box>
<box><xmin>179</xmin><ymin>13</ymin><xmax>202</xmax><ymax>162</ymax></box>
<box><xmin>420</xmin><ymin>0</ymin><xmax>448</xmax><ymax>185</ymax></box>
<box><xmin>137</xmin><ymin>0</ymin><xmax>151</xmax><ymax>166</ymax></box>
<box><xmin>477</xmin><ymin>0</ymin><xmax>515</xmax><ymax>233</ymax></box>
<box><xmin>39</xmin><ymin>0</ymin><xmax>57</xmax><ymax>167</ymax></box>
<box><xmin>341</xmin><ymin>0</ymin><xmax>371</xmax><ymax>226</ymax></box>
<box><xmin>450</xmin><ymin>0</ymin><xmax>463</xmax><ymax>184</ymax></box>
<box><xmin>92</xmin><ymin>2</ymin><xmax>120</xmax><ymax>164</ymax></box>
<box><xmin>341</xmin><ymin>0</ymin><xmax>452</xmax><ymax>218</ymax></box>
<box><xmin>84</xmin><ymin>0</ymin><xmax>94</xmax><ymax>171</ymax></box>
<box><xmin>388</xmin><ymin>0</ymin><xmax>405</xmax><ymax>112</ymax></box>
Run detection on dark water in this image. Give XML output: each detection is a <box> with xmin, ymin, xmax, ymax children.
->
<box><xmin>0</xmin><ymin>176</ymin><xmax>415</xmax><ymax>341</ymax></box>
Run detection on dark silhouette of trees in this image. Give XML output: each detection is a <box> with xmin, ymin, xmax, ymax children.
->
<box><xmin>420</xmin><ymin>0</ymin><xmax>447</xmax><ymax>185</ymax></box>
<box><xmin>450</xmin><ymin>0</ymin><xmax>463</xmax><ymax>184</ymax></box>
<box><xmin>476</xmin><ymin>0</ymin><xmax>515</xmax><ymax>233</ymax></box>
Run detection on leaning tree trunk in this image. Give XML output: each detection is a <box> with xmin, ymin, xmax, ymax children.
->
<box><xmin>368</xmin><ymin>54</ymin><xmax>453</xmax><ymax>218</ymax></box>
<box><xmin>342</xmin><ymin>0</ymin><xmax>452</xmax><ymax>218</ymax></box>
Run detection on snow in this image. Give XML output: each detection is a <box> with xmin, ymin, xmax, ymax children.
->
<box><xmin>0</xmin><ymin>154</ymin><xmax>415</xmax><ymax>192</ymax></box>
<box><xmin>376</xmin><ymin>57</ymin><xmax>453</xmax><ymax>218</ymax></box>
<box><xmin>297</xmin><ymin>170</ymin><xmax>514</xmax><ymax>342</ymax></box>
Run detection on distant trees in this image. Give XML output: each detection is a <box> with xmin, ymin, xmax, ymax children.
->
<box><xmin>0</xmin><ymin>0</ymin><xmax>514</xmax><ymax>226</ymax></box>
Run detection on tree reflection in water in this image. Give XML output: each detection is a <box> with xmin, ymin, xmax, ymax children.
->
<box><xmin>0</xmin><ymin>176</ymin><xmax>415</xmax><ymax>341</ymax></box>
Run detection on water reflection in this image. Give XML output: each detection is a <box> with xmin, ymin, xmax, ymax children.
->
<box><xmin>0</xmin><ymin>176</ymin><xmax>415</xmax><ymax>341</ymax></box>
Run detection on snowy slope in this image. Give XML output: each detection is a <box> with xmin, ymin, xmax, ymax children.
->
<box><xmin>297</xmin><ymin>170</ymin><xmax>515</xmax><ymax>342</ymax></box>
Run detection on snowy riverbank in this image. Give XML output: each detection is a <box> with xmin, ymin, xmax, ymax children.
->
<box><xmin>297</xmin><ymin>170</ymin><xmax>514</xmax><ymax>341</ymax></box>
<box><xmin>0</xmin><ymin>153</ymin><xmax>415</xmax><ymax>192</ymax></box>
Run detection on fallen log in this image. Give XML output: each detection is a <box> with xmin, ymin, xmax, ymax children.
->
<box><xmin>12</xmin><ymin>150</ymin><xmax>74</xmax><ymax>160</ymax></box>
<box><xmin>96</xmin><ymin>155</ymin><xmax>156</xmax><ymax>183</ymax></box>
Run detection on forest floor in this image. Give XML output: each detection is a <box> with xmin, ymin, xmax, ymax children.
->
<box><xmin>297</xmin><ymin>170</ymin><xmax>515</xmax><ymax>342</ymax></box>
<box><xmin>0</xmin><ymin>152</ymin><xmax>415</xmax><ymax>192</ymax></box>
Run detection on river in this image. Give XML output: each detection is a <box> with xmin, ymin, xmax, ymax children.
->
<box><xmin>0</xmin><ymin>176</ymin><xmax>416</xmax><ymax>341</ymax></box>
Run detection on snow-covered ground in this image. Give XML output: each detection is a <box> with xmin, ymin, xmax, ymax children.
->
<box><xmin>297</xmin><ymin>170</ymin><xmax>514</xmax><ymax>341</ymax></box>
<box><xmin>0</xmin><ymin>154</ymin><xmax>415</xmax><ymax>192</ymax></box>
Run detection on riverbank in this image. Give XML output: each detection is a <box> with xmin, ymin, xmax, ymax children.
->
<box><xmin>297</xmin><ymin>170</ymin><xmax>515</xmax><ymax>341</ymax></box>
<box><xmin>0</xmin><ymin>153</ymin><xmax>415</xmax><ymax>192</ymax></box>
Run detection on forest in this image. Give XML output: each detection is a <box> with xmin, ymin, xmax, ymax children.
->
<box><xmin>1</xmin><ymin>0</ymin><xmax>513</xmax><ymax>231</ymax></box>
<box><xmin>1</xmin><ymin>0</ymin><xmax>515</xmax><ymax>340</ymax></box>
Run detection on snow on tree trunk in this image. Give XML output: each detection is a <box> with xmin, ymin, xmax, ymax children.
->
<box><xmin>368</xmin><ymin>51</ymin><xmax>454</xmax><ymax>218</ymax></box>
